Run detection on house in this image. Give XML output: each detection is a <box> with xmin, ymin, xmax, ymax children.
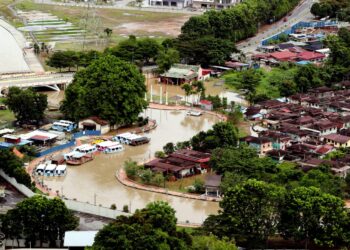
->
<box><xmin>301</xmin><ymin>120</ymin><xmax>338</xmax><ymax>136</ymax></box>
<box><xmin>269</xmin><ymin>50</ymin><xmax>298</xmax><ymax>62</ymax></box>
<box><xmin>78</xmin><ymin>116</ymin><xmax>111</xmax><ymax>135</ymax></box>
<box><xmin>297</xmin><ymin>51</ymin><xmax>325</xmax><ymax>62</ymax></box>
<box><xmin>0</xmin><ymin>134</ymin><xmax>32</xmax><ymax>149</ymax></box>
<box><xmin>160</xmin><ymin>64</ymin><xmax>202</xmax><ymax>85</ymax></box>
<box><xmin>308</xmin><ymin>86</ymin><xmax>333</xmax><ymax>98</ymax></box>
<box><xmin>64</xmin><ymin>231</ymin><xmax>98</xmax><ymax>250</ymax></box>
<box><xmin>145</xmin><ymin>149</ymin><xmax>211</xmax><ymax>179</ymax></box>
<box><xmin>199</xmin><ymin>100</ymin><xmax>213</xmax><ymax>111</ymax></box>
<box><xmin>20</xmin><ymin>130</ymin><xmax>58</xmax><ymax>146</ymax></box>
<box><xmin>259</xmin><ymin>131</ymin><xmax>291</xmax><ymax>150</ymax></box>
<box><xmin>204</xmin><ymin>174</ymin><xmax>222</xmax><ymax>197</ymax></box>
<box><xmin>241</xmin><ymin>136</ymin><xmax>272</xmax><ymax>156</ymax></box>
<box><xmin>323</xmin><ymin>133</ymin><xmax>350</xmax><ymax>148</ymax></box>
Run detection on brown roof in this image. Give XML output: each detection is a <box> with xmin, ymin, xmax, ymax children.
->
<box><xmin>323</xmin><ymin>133</ymin><xmax>350</xmax><ymax>144</ymax></box>
<box><xmin>241</xmin><ymin>136</ymin><xmax>271</xmax><ymax>144</ymax></box>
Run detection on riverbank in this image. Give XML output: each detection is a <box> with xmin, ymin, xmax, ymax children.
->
<box><xmin>116</xmin><ymin>168</ymin><xmax>221</xmax><ymax>202</ymax></box>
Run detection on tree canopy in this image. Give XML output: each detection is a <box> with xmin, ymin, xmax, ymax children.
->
<box><xmin>60</xmin><ymin>55</ymin><xmax>147</xmax><ymax>125</ymax></box>
<box><xmin>1</xmin><ymin>196</ymin><xmax>78</xmax><ymax>247</ymax></box>
<box><xmin>5</xmin><ymin>87</ymin><xmax>47</xmax><ymax>125</ymax></box>
<box><xmin>93</xmin><ymin>201</ymin><xmax>191</xmax><ymax>250</ymax></box>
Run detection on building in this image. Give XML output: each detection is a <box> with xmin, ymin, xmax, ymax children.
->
<box><xmin>78</xmin><ymin>117</ymin><xmax>111</xmax><ymax>134</ymax></box>
<box><xmin>241</xmin><ymin>136</ymin><xmax>273</xmax><ymax>156</ymax></box>
<box><xmin>199</xmin><ymin>100</ymin><xmax>213</xmax><ymax>111</ymax></box>
<box><xmin>19</xmin><ymin>130</ymin><xmax>58</xmax><ymax>146</ymax></box>
<box><xmin>204</xmin><ymin>174</ymin><xmax>222</xmax><ymax>197</ymax></box>
<box><xmin>144</xmin><ymin>149</ymin><xmax>211</xmax><ymax>179</ymax></box>
<box><xmin>160</xmin><ymin>64</ymin><xmax>202</xmax><ymax>85</ymax></box>
<box><xmin>0</xmin><ymin>134</ymin><xmax>32</xmax><ymax>149</ymax></box>
<box><xmin>323</xmin><ymin>133</ymin><xmax>350</xmax><ymax>148</ymax></box>
<box><xmin>146</xmin><ymin>0</ymin><xmax>190</xmax><ymax>8</ymax></box>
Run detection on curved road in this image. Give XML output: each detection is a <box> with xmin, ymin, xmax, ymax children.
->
<box><xmin>237</xmin><ymin>0</ymin><xmax>316</xmax><ymax>53</ymax></box>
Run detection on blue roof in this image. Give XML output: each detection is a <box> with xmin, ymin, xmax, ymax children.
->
<box><xmin>0</xmin><ymin>142</ymin><xmax>14</xmax><ymax>148</ymax></box>
<box><xmin>296</xmin><ymin>60</ymin><xmax>311</xmax><ymax>65</ymax></box>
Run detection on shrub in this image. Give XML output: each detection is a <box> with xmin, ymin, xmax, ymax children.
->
<box><xmin>123</xmin><ymin>205</ymin><xmax>129</xmax><ymax>213</ymax></box>
<box><xmin>140</xmin><ymin>169</ymin><xmax>153</xmax><ymax>184</ymax></box>
<box><xmin>155</xmin><ymin>151</ymin><xmax>166</xmax><ymax>158</ymax></box>
<box><xmin>193</xmin><ymin>179</ymin><xmax>205</xmax><ymax>193</ymax></box>
<box><xmin>124</xmin><ymin>160</ymin><xmax>139</xmax><ymax>180</ymax></box>
<box><xmin>152</xmin><ymin>173</ymin><xmax>165</xmax><ymax>187</ymax></box>
<box><xmin>110</xmin><ymin>204</ymin><xmax>117</xmax><ymax>210</ymax></box>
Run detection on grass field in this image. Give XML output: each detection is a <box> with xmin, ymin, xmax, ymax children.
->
<box><xmin>15</xmin><ymin>0</ymin><xmax>191</xmax><ymax>50</ymax></box>
<box><xmin>0</xmin><ymin>98</ymin><xmax>15</xmax><ymax>127</ymax></box>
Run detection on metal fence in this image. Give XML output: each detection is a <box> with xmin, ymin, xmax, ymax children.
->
<box><xmin>36</xmin><ymin>130</ymin><xmax>101</xmax><ymax>157</ymax></box>
<box><xmin>261</xmin><ymin>20</ymin><xmax>339</xmax><ymax>45</ymax></box>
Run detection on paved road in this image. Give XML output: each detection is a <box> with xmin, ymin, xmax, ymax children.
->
<box><xmin>237</xmin><ymin>0</ymin><xmax>316</xmax><ymax>53</ymax></box>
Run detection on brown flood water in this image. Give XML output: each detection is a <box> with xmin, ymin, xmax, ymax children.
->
<box><xmin>42</xmin><ymin>108</ymin><xmax>221</xmax><ymax>224</ymax></box>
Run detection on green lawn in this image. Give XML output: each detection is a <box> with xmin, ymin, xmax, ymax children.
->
<box><xmin>0</xmin><ymin>98</ymin><xmax>15</xmax><ymax>127</ymax></box>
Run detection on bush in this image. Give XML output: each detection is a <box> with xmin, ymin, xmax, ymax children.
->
<box><xmin>152</xmin><ymin>173</ymin><xmax>165</xmax><ymax>187</ymax></box>
<box><xmin>110</xmin><ymin>204</ymin><xmax>117</xmax><ymax>210</ymax></box>
<box><xmin>123</xmin><ymin>205</ymin><xmax>129</xmax><ymax>213</ymax></box>
<box><xmin>155</xmin><ymin>151</ymin><xmax>166</xmax><ymax>158</ymax></box>
<box><xmin>193</xmin><ymin>179</ymin><xmax>205</xmax><ymax>193</ymax></box>
<box><xmin>140</xmin><ymin>169</ymin><xmax>153</xmax><ymax>184</ymax></box>
<box><xmin>124</xmin><ymin>160</ymin><xmax>140</xmax><ymax>180</ymax></box>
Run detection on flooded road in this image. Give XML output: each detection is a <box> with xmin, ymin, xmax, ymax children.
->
<box><xmin>43</xmin><ymin>108</ymin><xmax>221</xmax><ymax>223</ymax></box>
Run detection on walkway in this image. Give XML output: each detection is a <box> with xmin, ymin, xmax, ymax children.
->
<box><xmin>0</xmin><ymin>19</ymin><xmax>44</xmax><ymax>74</ymax></box>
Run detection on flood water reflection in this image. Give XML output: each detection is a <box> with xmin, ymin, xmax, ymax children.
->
<box><xmin>43</xmin><ymin>108</ymin><xmax>221</xmax><ymax>223</ymax></box>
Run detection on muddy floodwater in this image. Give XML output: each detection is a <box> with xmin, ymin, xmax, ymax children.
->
<box><xmin>43</xmin><ymin>108</ymin><xmax>221</xmax><ymax>223</ymax></box>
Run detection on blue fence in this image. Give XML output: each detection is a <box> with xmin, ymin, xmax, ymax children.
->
<box><xmin>36</xmin><ymin>130</ymin><xmax>101</xmax><ymax>157</ymax></box>
<box><xmin>261</xmin><ymin>21</ymin><xmax>338</xmax><ymax>46</ymax></box>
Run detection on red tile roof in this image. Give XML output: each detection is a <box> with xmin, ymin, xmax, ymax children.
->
<box><xmin>298</xmin><ymin>51</ymin><xmax>325</xmax><ymax>61</ymax></box>
<box><xmin>200</xmin><ymin>100</ymin><xmax>212</xmax><ymax>105</ymax></box>
<box><xmin>270</xmin><ymin>50</ymin><xmax>297</xmax><ymax>61</ymax></box>
<box><xmin>323</xmin><ymin>133</ymin><xmax>350</xmax><ymax>144</ymax></box>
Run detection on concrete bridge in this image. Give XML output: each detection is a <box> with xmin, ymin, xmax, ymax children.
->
<box><xmin>0</xmin><ymin>73</ymin><xmax>74</xmax><ymax>95</ymax></box>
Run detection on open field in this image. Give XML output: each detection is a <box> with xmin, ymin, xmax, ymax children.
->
<box><xmin>15</xmin><ymin>0</ymin><xmax>191</xmax><ymax>50</ymax></box>
<box><xmin>0</xmin><ymin>98</ymin><xmax>15</xmax><ymax>128</ymax></box>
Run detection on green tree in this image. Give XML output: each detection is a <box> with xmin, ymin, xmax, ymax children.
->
<box><xmin>5</xmin><ymin>87</ymin><xmax>47</xmax><ymax>125</ymax></box>
<box><xmin>136</xmin><ymin>38</ymin><xmax>161</xmax><ymax>65</ymax></box>
<box><xmin>124</xmin><ymin>160</ymin><xmax>140</xmax><ymax>180</ymax></box>
<box><xmin>156</xmin><ymin>48</ymin><xmax>180</xmax><ymax>75</ymax></box>
<box><xmin>294</xmin><ymin>64</ymin><xmax>325</xmax><ymax>93</ymax></box>
<box><xmin>1</xmin><ymin>196</ymin><xmax>78</xmax><ymax>247</ymax></box>
<box><xmin>109</xmin><ymin>35</ymin><xmax>138</xmax><ymax>63</ymax></box>
<box><xmin>60</xmin><ymin>55</ymin><xmax>147</xmax><ymax>125</ymax></box>
<box><xmin>190</xmin><ymin>122</ymin><xmax>239</xmax><ymax>151</ymax></box>
<box><xmin>163</xmin><ymin>142</ymin><xmax>176</xmax><ymax>155</ymax></box>
<box><xmin>140</xmin><ymin>169</ymin><xmax>153</xmax><ymax>184</ymax></box>
<box><xmin>216</xmin><ymin>179</ymin><xmax>285</xmax><ymax>248</ymax></box>
<box><xmin>0</xmin><ymin>149</ymin><xmax>31</xmax><ymax>187</ymax></box>
<box><xmin>93</xmin><ymin>201</ymin><xmax>190</xmax><ymax>250</ymax></box>
<box><xmin>46</xmin><ymin>50</ymin><xmax>78</xmax><ymax>72</ymax></box>
<box><xmin>279</xmin><ymin>186</ymin><xmax>348</xmax><ymax>248</ymax></box>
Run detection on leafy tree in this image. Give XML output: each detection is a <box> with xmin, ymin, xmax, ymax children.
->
<box><xmin>294</xmin><ymin>64</ymin><xmax>325</xmax><ymax>93</ymax></box>
<box><xmin>299</xmin><ymin>165</ymin><xmax>346</xmax><ymax>197</ymax></box>
<box><xmin>5</xmin><ymin>87</ymin><xmax>47</xmax><ymax>125</ymax></box>
<box><xmin>136</xmin><ymin>38</ymin><xmax>161</xmax><ymax>65</ymax></box>
<box><xmin>46</xmin><ymin>50</ymin><xmax>78</xmax><ymax>72</ymax></box>
<box><xmin>93</xmin><ymin>201</ymin><xmax>190</xmax><ymax>250</ymax></box>
<box><xmin>163</xmin><ymin>142</ymin><xmax>176</xmax><ymax>155</ymax></box>
<box><xmin>0</xmin><ymin>149</ymin><xmax>32</xmax><ymax>188</ymax></box>
<box><xmin>190</xmin><ymin>122</ymin><xmax>239</xmax><ymax>151</ymax></box>
<box><xmin>124</xmin><ymin>160</ymin><xmax>140</xmax><ymax>180</ymax></box>
<box><xmin>156</xmin><ymin>48</ymin><xmax>180</xmax><ymax>75</ymax></box>
<box><xmin>140</xmin><ymin>169</ymin><xmax>153</xmax><ymax>184</ymax></box>
<box><xmin>1</xmin><ymin>196</ymin><xmax>78</xmax><ymax>247</ymax></box>
<box><xmin>60</xmin><ymin>55</ymin><xmax>147</xmax><ymax>125</ymax></box>
<box><xmin>151</xmin><ymin>173</ymin><xmax>165</xmax><ymax>187</ymax></box>
<box><xmin>109</xmin><ymin>35</ymin><xmax>138</xmax><ymax>63</ymax></box>
<box><xmin>216</xmin><ymin>179</ymin><xmax>285</xmax><ymax>248</ymax></box>
<box><xmin>193</xmin><ymin>178</ymin><xmax>204</xmax><ymax>193</ymax></box>
<box><xmin>191</xmin><ymin>235</ymin><xmax>237</xmax><ymax>250</ymax></box>
<box><xmin>279</xmin><ymin>186</ymin><xmax>349</xmax><ymax>248</ymax></box>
